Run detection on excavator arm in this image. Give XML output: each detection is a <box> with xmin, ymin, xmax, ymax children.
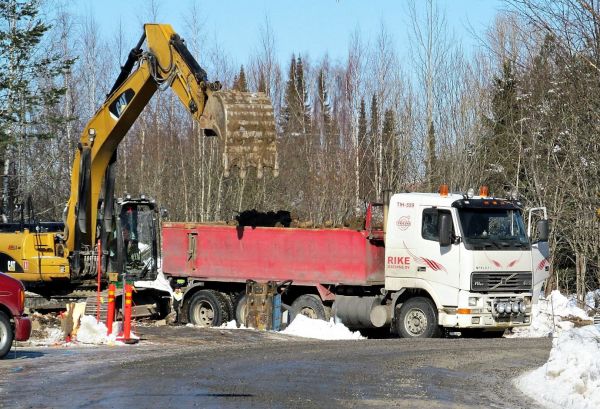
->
<box><xmin>65</xmin><ymin>24</ymin><xmax>277</xmax><ymax>279</ymax></box>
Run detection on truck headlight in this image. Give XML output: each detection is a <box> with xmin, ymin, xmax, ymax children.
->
<box><xmin>512</xmin><ymin>303</ymin><xmax>519</xmax><ymax>313</ymax></box>
<box><xmin>496</xmin><ymin>303</ymin><xmax>505</xmax><ymax>314</ymax></box>
<box><xmin>468</xmin><ymin>297</ymin><xmax>478</xmax><ymax>306</ymax></box>
<box><xmin>519</xmin><ymin>302</ymin><xmax>526</xmax><ymax>314</ymax></box>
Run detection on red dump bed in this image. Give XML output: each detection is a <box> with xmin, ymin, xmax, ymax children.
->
<box><xmin>161</xmin><ymin>223</ymin><xmax>385</xmax><ymax>286</ymax></box>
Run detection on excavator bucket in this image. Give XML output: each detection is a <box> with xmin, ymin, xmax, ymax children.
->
<box><xmin>200</xmin><ymin>90</ymin><xmax>279</xmax><ymax>179</ymax></box>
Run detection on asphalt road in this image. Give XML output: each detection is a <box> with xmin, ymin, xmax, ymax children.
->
<box><xmin>0</xmin><ymin>326</ymin><xmax>552</xmax><ymax>409</ymax></box>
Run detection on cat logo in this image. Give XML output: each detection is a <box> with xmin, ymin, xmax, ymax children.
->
<box><xmin>7</xmin><ymin>260</ymin><xmax>16</xmax><ymax>272</ymax></box>
<box><xmin>108</xmin><ymin>89</ymin><xmax>135</xmax><ymax>120</ymax></box>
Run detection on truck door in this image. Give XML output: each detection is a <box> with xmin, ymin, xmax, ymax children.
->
<box><xmin>528</xmin><ymin>207</ymin><xmax>550</xmax><ymax>302</ymax></box>
<box><xmin>416</xmin><ymin>207</ymin><xmax>461</xmax><ymax>306</ymax></box>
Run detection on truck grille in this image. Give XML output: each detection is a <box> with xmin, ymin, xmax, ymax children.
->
<box><xmin>471</xmin><ymin>272</ymin><xmax>532</xmax><ymax>293</ymax></box>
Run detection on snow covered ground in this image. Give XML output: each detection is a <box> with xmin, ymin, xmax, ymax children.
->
<box><xmin>507</xmin><ymin>290</ymin><xmax>593</xmax><ymax>338</ymax></box>
<box><xmin>516</xmin><ymin>324</ymin><xmax>600</xmax><ymax>409</ymax></box>
<box><xmin>513</xmin><ymin>289</ymin><xmax>599</xmax><ymax>409</ymax></box>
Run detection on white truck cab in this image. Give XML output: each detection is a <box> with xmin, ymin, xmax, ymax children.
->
<box><xmin>384</xmin><ymin>188</ymin><xmax>550</xmax><ymax>337</ymax></box>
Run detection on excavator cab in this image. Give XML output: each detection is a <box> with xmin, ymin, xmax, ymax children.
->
<box><xmin>106</xmin><ymin>197</ymin><xmax>159</xmax><ymax>283</ymax></box>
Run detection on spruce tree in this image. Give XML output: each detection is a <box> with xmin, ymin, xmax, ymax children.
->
<box><xmin>369</xmin><ymin>94</ymin><xmax>380</xmax><ymax>194</ymax></box>
<box><xmin>358</xmin><ymin>97</ymin><xmax>369</xmax><ymax>198</ymax></box>
<box><xmin>295</xmin><ymin>56</ymin><xmax>310</xmax><ymax>134</ymax></box>
<box><xmin>282</xmin><ymin>54</ymin><xmax>299</xmax><ymax>134</ymax></box>
<box><xmin>382</xmin><ymin>108</ymin><xmax>398</xmax><ymax>190</ymax></box>
<box><xmin>257</xmin><ymin>71</ymin><xmax>267</xmax><ymax>93</ymax></box>
<box><xmin>317</xmin><ymin>68</ymin><xmax>332</xmax><ymax>146</ymax></box>
<box><xmin>426</xmin><ymin>121</ymin><xmax>436</xmax><ymax>190</ymax></box>
<box><xmin>484</xmin><ymin>60</ymin><xmax>521</xmax><ymax>192</ymax></box>
<box><xmin>236</xmin><ymin>65</ymin><xmax>248</xmax><ymax>92</ymax></box>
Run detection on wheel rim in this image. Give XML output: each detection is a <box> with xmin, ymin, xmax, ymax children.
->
<box><xmin>193</xmin><ymin>301</ymin><xmax>215</xmax><ymax>327</ymax></box>
<box><xmin>0</xmin><ymin>323</ymin><xmax>7</xmax><ymax>346</ymax></box>
<box><xmin>299</xmin><ymin>307</ymin><xmax>318</xmax><ymax>319</ymax></box>
<box><xmin>404</xmin><ymin>308</ymin><xmax>428</xmax><ymax>336</ymax></box>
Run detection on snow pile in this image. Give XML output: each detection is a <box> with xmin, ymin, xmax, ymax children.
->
<box><xmin>516</xmin><ymin>324</ymin><xmax>600</xmax><ymax>409</ymax></box>
<box><xmin>75</xmin><ymin>316</ymin><xmax>137</xmax><ymax>345</ymax></box>
<box><xmin>508</xmin><ymin>290</ymin><xmax>592</xmax><ymax>338</ymax></box>
<box><xmin>29</xmin><ymin>327</ymin><xmax>64</xmax><ymax>346</ymax></box>
<box><xmin>280</xmin><ymin>315</ymin><xmax>364</xmax><ymax>340</ymax></box>
<box><xmin>76</xmin><ymin>315</ymin><xmax>116</xmax><ymax>344</ymax></box>
<box><xmin>220</xmin><ymin>320</ymin><xmax>247</xmax><ymax>329</ymax></box>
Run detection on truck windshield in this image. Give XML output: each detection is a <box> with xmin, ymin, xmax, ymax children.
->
<box><xmin>458</xmin><ymin>208</ymin><xmax>529</xmax><ymax>250</ymax></box>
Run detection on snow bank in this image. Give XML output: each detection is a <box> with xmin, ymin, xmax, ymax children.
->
<box><xmin>508</xmin><ymin>290</ymin><xmax>592</xmax><ymax>338</ymax></box>
<box><xmin>516</xmin><ymin>325</ymin><xmax>600</xmax><ymax>409</ymax></box>
<box><xmin>280</xmin><ymin>315</ymin><xmax>364</xmax><ymax>340</ymax></box>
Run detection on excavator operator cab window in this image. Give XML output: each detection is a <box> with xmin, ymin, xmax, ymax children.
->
<box><xmin>118</xmin><ymin>203</ymin><xmax>158</xmax><ymax>281</ymax></box>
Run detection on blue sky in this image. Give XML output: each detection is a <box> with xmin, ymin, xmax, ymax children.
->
<box><xmin>68</xmin><ymin>0</ymin><xmax>506</xmax><ymax>65</ymax></box>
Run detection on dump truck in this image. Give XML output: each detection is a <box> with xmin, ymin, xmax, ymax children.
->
<box><xmin>162</xmin><ymin>187</ymin><xmax>551</xmax><ymax>338</ymax></box>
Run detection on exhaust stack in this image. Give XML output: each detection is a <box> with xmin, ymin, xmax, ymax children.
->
<box><xmin>382</xmin><ymin>189</ymin><xmax>391</xmax><ymax>244</ymax></box>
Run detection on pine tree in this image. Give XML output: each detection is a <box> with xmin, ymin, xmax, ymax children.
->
<box><xmin>0</xmin><ymin>0</ymin><xmax>74</xmax><ymax>144</ymax></box>
<box><xmin>0</xmin><ymin>0</ymin><xmax>74</xmax><ymax>215</ymax></box>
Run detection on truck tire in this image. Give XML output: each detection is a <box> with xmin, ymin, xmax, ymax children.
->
<box><xmin>221</xmin><ymin>292</ymin><xmax>235</xmax><ymax>323</ymax></box>
<box><xmin>290</xmin><ymin>294</ymin><xmax>328</xmax><ymax>322</ymax></box>
<box><xmin>395</xmin><ymin>297</ymin><xmax>442</xmax><ymax>338</ymax></box>
<box><xmin>0</xmin><ymin>311</ymin><xmax>14</xmax><ymax>359</ymax></box>
<box><xmin>234</xmin><ymin>294</ymin><xmax>248</xmax><ymax>327</ymax></box>
<box><xmin>187</xmin><ymin>290</ymin><xmax>229</xmax><ymax>327</ymax></box>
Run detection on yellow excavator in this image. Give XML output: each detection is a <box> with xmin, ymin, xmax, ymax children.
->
<box><xmin>0</xmin><ymin>24</ymin><xmax>277</xmax><ymax>296</ymax></box>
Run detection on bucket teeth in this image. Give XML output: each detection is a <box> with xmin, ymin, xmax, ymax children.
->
<box><xmin>201</xmin><ymin>90</ymin><xmax>278</xmax><ymax>178</ymax></box>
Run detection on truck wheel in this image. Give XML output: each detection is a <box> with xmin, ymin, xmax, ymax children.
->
<box><xmin>234</xmin><ymin>294</ymin><xmax>248</xmax><ymax>327</ymax></box>
<box><xmin>290</xmin><ymin>294</ymin><xmax>327</xmax><ymax>322</ymax></box>
<box><xmin>220</xmin><ymin>292</ymin><xmax>235</xmax><ymax>323</ymax></box>
<box><xmin>188</xmin><ymin>290</ymin><xmax>229</xmax><ymax>327</ymax></box>
<box><xmin>0</xmin><ymin>311</ymin><xmax>14</xmax><ymax>359</ymax></box>
<box><xmin>396</xmin><ymin>297</ymin><xmax>442</xmax><ymax>338</ymax></box>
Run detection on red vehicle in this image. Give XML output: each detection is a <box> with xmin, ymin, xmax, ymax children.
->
<box><xmin>0</xmin><ymin>272</ymin><xmax>31</xmax><ymax>358</ymax></box>
<box><xmin>161</xmin><ymin>206</ymin><xmax>386</xmax><ymax>327</ymax></box>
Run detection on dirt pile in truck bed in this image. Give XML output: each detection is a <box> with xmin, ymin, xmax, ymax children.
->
<box><xmin>230</xmin><ymin>209</ymin><xmax>366</xmax><ymax>230</ymax></box>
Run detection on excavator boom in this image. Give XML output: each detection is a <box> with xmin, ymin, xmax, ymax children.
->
<box><xmin>0</xmin><ymin>24</ymin><xmax>277</xmax><ymax>286</ymax></box>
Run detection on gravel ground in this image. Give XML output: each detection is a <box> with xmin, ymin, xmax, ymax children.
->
<box><xmin>0</xmin><ymin>325</ymin><xmax>552</xmax><ymax>409</ymax></box>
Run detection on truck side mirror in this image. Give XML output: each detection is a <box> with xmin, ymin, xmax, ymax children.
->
<box><xmin>438</xmin><ymin>213</ymin><xmax>452</xmax><ymax>247</ymax></box>
<box><xmin>536</xmin><ymin>219</ymin><xmax>549</xmax><ymax>242</ymax></box>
